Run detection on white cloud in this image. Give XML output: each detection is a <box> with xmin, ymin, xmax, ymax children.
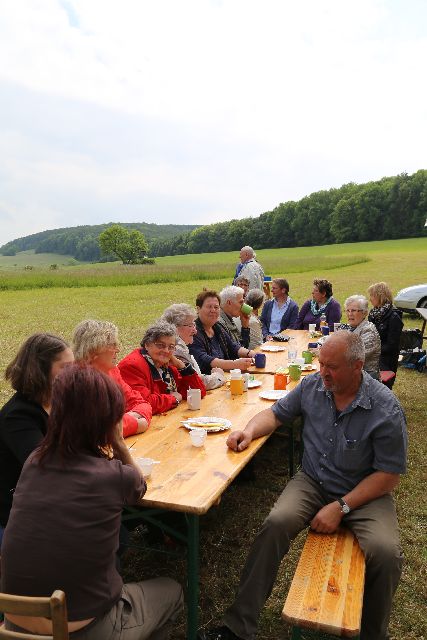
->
<box><xmin>0</xmin><ymin>0</ymin><xmax>426</xmax><ymax>245</ymax></box>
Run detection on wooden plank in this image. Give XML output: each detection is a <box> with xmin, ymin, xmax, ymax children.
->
<box><xmin>282</xmin><ymin>528</ymin><xmax>365</xmax><ymax>637</ymax></box>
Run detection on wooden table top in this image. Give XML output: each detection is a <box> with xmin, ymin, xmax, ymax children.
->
<box><xmin>130</xmin><ymin>330</ymin><xmax>317</xmax><ymax>515</ymax></box>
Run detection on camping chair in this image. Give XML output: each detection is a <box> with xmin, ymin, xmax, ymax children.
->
<box><xmin>0</xmin><ymin>590</ymin><xmax>68</xmax><ymax>640</ymax></box>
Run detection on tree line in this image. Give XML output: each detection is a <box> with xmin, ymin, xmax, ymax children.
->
<box><xmin>0</xmin><ymin>222</ymin><xmax>198</xmax><ymax>261</ymax></box>
<box><xmin>149</xmin><ymin>171</ymin><xmax>427</xmax><ymax>256</ymax></box>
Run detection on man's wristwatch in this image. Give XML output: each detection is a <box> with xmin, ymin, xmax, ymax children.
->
<box><xmin>337</xmin><ymin>498</ymin><xmax>351</xmax><ymax>514</ymax></box>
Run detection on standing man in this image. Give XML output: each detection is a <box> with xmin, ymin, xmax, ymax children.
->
<box><xmin>199</xmin><ymin>332</ymin><xmax>407</xmax><ymax>640</ymax></box>
<box><xmin>233</xmin><ymin>246</ymin><xmax>264</xmax><ymax>292</ymax></box>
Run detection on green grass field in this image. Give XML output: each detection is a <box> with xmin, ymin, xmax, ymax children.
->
<box><xmin>0</xmin><ymin>237</ymin><xmax>426</xmax><ymax>639</ymax></box>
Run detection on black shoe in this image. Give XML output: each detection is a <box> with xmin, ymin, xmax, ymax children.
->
<box><xmin>197</xmin><ymin>625</ymin><xmax>243</xmax><ymax>640</ymax></box>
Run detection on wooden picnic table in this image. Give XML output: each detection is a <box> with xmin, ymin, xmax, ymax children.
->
<box><xmin>126</xmin><ymin>329</ymin><xmax>318</xmax><ymax>639</ymax></box>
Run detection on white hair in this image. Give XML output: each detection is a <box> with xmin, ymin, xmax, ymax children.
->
<box><xmin>72</xmin><ymin>319</ymin><xmax>118</xmax><ymax>362</ymax></box>
<box><xmin>345</xmin><ymin>294</ymin><xmax>369</xmax><ymax>313</ymax></box>
<box><xmin>219</xmin><ymin>285</ymin><xmax>244</xmax><ymax>306</ymax></box>
<box><xmin>240</xmin><ymin>245</ymin><xmax>254</xmax><ymax>258</ymax></box>
<box><xmin>161</xmin><ymin>303</ymin><xmax>196</xmax><ymax>327</ymax></box>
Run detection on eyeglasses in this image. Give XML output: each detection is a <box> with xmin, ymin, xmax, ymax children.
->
<box><xmin>180</xmin><ymin>322</ymin><xmax>197</xmax><ymax>328</ymax></box>
<box><xmin>346</xmin><ymin>309</ymin><xmax>364</xmax><ymax>313</ymax></box>
<box><xmin>153</xmin><ymin>343</ymin><xmax>176</xmax><ymax>352</ymax></box>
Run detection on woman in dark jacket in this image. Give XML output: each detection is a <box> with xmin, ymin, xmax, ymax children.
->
<box><xmin>0</xmin><ymin>333</ymin><xmax>74</xmax><ymax>544</ymax></box>
<box><xmin>368</xmin><ymin>282</ymin><xmax>403</xmax><ymax>389</ymax></box>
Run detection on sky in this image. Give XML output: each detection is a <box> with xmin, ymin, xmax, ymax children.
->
<box><xmin>0</xmin><ymin>0</ymin><xmax>426</xmax><ymax>246</ymax></box>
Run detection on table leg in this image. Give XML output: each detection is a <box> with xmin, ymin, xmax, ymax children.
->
<box><xmin>186</xmin><ymin>514</ymin><xmax>200</xmax><ymax>640</ymax></box>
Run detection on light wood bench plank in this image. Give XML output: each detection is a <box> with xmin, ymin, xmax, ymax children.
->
<box><xmin>282</xmin><ymin>527</ymin><xmax>365</xmax><ymax>638</ymax></box>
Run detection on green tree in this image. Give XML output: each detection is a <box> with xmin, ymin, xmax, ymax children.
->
<box><xmin>98</xmin><ymin>225</ymin><xmax>151</xmax><ymax>264</ymax></box>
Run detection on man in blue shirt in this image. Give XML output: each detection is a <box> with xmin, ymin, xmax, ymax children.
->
<box><xmin>199</xmin><ymin>332</ymin><xmax>407</xmax><ymax>640</ymax></box>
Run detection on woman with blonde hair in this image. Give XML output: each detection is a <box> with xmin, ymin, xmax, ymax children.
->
<box><xmin>72</xmin><ymin>319</ymin><xmax>152</xmax><ymax>436</ymax></box>
<box><xmin>367</xmin><ymin>282</ymin><xmax>403</xmax><ymax>388</ymax></box>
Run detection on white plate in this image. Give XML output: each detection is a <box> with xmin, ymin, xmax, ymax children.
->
<box><xmin>248</xmin><ymin>379</ymin><xmax>262</xmax><ymax>388</ymax></box>
<box><xmin>180</xmin><ymin>416</ymin><xmax>232</xmax><ymax>433</ymax></box>
<box><xmin>301</xmin><ymin>364</ymin><xmax>316</xmax><ymax>371</ymax></box>
<box><xmin>261</xmin><ymin>345</ymin><xmax>287</xmax><ymax>352</ymax></box>
<box><xmin>259</xmin><ymin>390</ymin><xmax>290</xmax><ymax>401</ymax></box>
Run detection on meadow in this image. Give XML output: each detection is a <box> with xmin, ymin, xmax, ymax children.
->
<box><xmin>0</xmin><ymin>237</ymin><xmax>426</xmax><ymax>638</ymax></box>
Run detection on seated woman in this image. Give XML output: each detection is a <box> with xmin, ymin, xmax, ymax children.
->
<box><xmin>260</xmin><ymin>278</ymin><xmax>299</xmax><ymax>339</ymax></box>
<box><xmin>1</xmin><ymin>365</ymin><xmax>183</xmax><ymax>638</ymax></box>
<box><xmin>118</xmin><ymin>321</ymin><xmax>206</xmax><ymax>414</ymax></box>
<box><xmin>189</xmin><ymin>290</ymin><xmax>254</xmax><ymax>375</ymax></box>
<box><xmin>72</xmin><ymin>319</ymin><xmax>152</xmax><ymax>436</ymax></box>
<box><xmin>341</xmin><ymin>295</ymin><xmax>381</xmax><ymax>380</ymax></box>
<box><xmin>368</xmin><ymin>282</ymin><xmax>403</xmax><ymax>388</ymax></box>
<box><xmin>161</xmin><ymin>303</ymin><xmax>226</xmax><ymax>390</ymax></box>
<box><xmin>234</xmin><ymin>288</ymin><xmax>265</xmax><ymax>349</ymax></box>
<box><xmin>294</xmin><ymin>278</ymin><xmax>341</xmax><ymax>331</ymax></box>
<box><xmin>0</xmin><ymin>333</ymin><xmax>73</xmax><ymax>545</ymax></box>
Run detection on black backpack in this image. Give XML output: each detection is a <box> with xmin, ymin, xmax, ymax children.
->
<box><xmin>399</xmin><ymin>329</ymin><xmax>423</xmax><ymax>351</ymax></box>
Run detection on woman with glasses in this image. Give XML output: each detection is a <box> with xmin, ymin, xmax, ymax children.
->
<box><xmin>340</xmin><ymin>294</ymin><xmax>381</xmax><ymax>380</ymax></box>
<box><xmin>161</xmin><ymin>303</ymin><xmax>226</xmax><ymax>390</ymax></box>
<box><xmin>72</xmin><ymin>319</ymin><xmax>152</xmax><ymax>436</ymax></box>
<box><xmin>118</xmin><ymin>321</ymin><xmax>206</xmax><ymax>415</ymax></box>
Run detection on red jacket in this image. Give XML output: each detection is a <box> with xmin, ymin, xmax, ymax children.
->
<box><xmin>108</xmin><ymin>367</ymin><xmax>152</xmax><ymax>437</ymax></box>
<box><xmin>118</xmin><ymin>349</ymin><xmax>206</xmax><ymax>415</ymax></box>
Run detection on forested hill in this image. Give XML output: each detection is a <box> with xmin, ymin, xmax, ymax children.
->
<box><xmin>149</xmin><ymin>170</ymin><xmax>427</xmax><ymax>256</ymax></box>
<box><xmin>0</xmin><ymin>222</ymin><xmax>199</xmax><ymax>261</ymax></box>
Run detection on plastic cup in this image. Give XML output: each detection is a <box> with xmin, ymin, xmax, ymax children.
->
<box><xmin>302</xmin><ymin>350</ymin><xmax>313</xmax><ymax>364</ymax></box>
<box><xmin>288</xmin><ymin>349</ymin><xmax>297</xmax><ymax>362</ymax></box>
<box><xmin>309</xmin><ymin>323</ymin><xmax>316</xmax><ymax>334</ymax></box>
<box><xmin>189</xmin><ymin>429</ymin><xmax>207</xmax><ymax>447</ymax></box>
<box><xmin>321</xmin><ymin>326</ymin><xmax>330</xmax><ymax>336</ymax></box>
<box><xmin>241</xmin><ymin>302</ymin><xmax>253</xmax><ymax>315</ymax></box>
<box><xmin>135</xmin><ymin>457</ymin><xmax>156</xmax><ymax>478</ymax></box>
<box><xmin>288</xmin><ymin>364</ymin><xmax>302</xmax><ymax>381</ymax></box>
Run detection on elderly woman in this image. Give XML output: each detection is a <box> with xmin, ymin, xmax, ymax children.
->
<box><xmin>368</xmin><ymin>282</ymin><xmax>403</xmax><ymax>388</ymax></box>
<box><xmin>0</xmin><ymin>333</ymin><xmax>74</xmax><ymax>545</ymax></box>
<box><xmin>294</xmin><ymin>278</ymin><xmax>341</xmax><ymax>331</ymax></box>
<box><xmin>72</xmin><ymin>320</ymin><xmax>152</xmax><ymax>436</ymax></box>
<box><xmin>340</xmin><ymin>295</ymin><xmax>381</xmax><ymax>380</ymax></box>
<box><xmin>1</xmin><ymin>364</ymin><xmax>183</xmax><ymax>638</ymax></box>
<box><xmin>234</xmin><ymin>288</ymin><xmax>265</xmax><ymax>349</ymax></box>
<box><xmin>118</xmin><ymin>321</ymin><xmax>206</xmax><ymax>414</ymax></box>
<box><xmin>189</xmin><ymin>290</ymin><xmax>254</xmax><ymax>375</ymax></box>
<box><xmin>260</xmin><ymin>278</ymin><xmax>299</xmax><ymax>339</ymax></box>
<box><xmin>161</xmin><ymin>304</ymin><xmax>226</xmax><ymax>390</ymax></box>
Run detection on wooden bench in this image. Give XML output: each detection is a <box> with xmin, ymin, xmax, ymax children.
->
<box><xmin>282</xmin><ymin>527</ymin><xmax>365</xmax><ymax>638</ymax></box>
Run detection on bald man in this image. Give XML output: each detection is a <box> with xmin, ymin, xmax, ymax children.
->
<box><xmin>199</xmin><ymin>332</ymin><xmax>407</xmax><ymax>640</ymax></box>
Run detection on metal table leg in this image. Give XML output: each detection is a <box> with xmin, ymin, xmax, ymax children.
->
<box><xmin>186</xmin><ymin>513</ymin><xmax>200</xmax><ymax>640</ymax></box>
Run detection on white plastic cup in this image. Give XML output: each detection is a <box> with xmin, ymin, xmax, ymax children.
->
<box><xmin>295</xmin><ymin>357</ymin><xmax>305</xmax><ymax>366</ymax></box>
<box><xmin>135</xmin><ymin>457</ymin><xmax>156</xmax><ymax>478</ymax></box>
<box><xmin>189</xmin><ymin>429</ymin><xmax>207</xmax><ymax>447</ymax></box>
<box><xmin>309</xmin><ymin>323</ymin><xmax>316</xmax><ymax>334</ymax></box>
<box><xmin>333</xmin><ymin>323</ymin><xmax>341</xmax><ymax>332</ymax></box>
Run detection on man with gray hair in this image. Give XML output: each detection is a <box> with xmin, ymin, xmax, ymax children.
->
<box><xmin>200</xmin><ymin>331</ymin><xmax>407</xmax><ymax>640</ymax></box>
<box><xmin>233</xmin><ymin>246</ymin><xmax>264</xmax><ymax>291</ymax></box>
<box><xmin>218</xmin><ymin>285</ymin><xmax>255</xmax><ymax>354</ymax></box>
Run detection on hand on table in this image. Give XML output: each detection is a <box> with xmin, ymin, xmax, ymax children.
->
<box><xmin>234</xmin><ymin>357</ymin><xmax>253</xmax><ymax>371</ymax></box>
<box><xmin>227</xmin><ymin>430</ymin><xmax>253</xmax><ymax>452</ymax></box>
<box><xmin>310</xmin><ymin>501</ymin><xmax>343</xmax><ymax>534</ymax></box>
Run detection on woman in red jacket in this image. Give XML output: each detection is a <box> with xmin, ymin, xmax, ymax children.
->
<box><xmin>118</xmin><ymin>321</ymin><xmax>206</xmax><ymax>414</ymax></box>
<box><xmin>72</xmin><ymin>319</ymin><xmax>152</xmax><ymax>437</ymax></box>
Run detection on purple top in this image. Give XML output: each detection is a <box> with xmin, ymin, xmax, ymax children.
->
<box><xmin>294</xmin><ymin>298</ymin><xmax>341</xmax><ymax>331</ymax></box>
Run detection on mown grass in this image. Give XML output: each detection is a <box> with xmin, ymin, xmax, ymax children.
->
<box><xmin>0</xmin><ymin>237</ymin><xmax>426</xmax><ymax>639</ymax></box>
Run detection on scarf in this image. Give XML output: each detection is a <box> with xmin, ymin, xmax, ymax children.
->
<box><xmin>368</xmin><ymin>302</ymin><xmax>392</xmax><ymax>325</ymax></box>
<box><xmin>310</xmin><ymin>297</ymin><xmax>333</xmax><ymax>317</ymax></box>
<box><xmin>142</xmin><ymin>353</ymin><xmax>178</xmax><ymax>393</ymax></box>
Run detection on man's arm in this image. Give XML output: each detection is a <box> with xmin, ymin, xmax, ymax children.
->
<box><xmin>226</xmin><ymin>408</ymin><xmax>282</xmax><ymax>452</ymax></box>
<box><xmin>310</xmin><ymin>471</ymin><xmax>400</xmax><ymax>534</ymax></box>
